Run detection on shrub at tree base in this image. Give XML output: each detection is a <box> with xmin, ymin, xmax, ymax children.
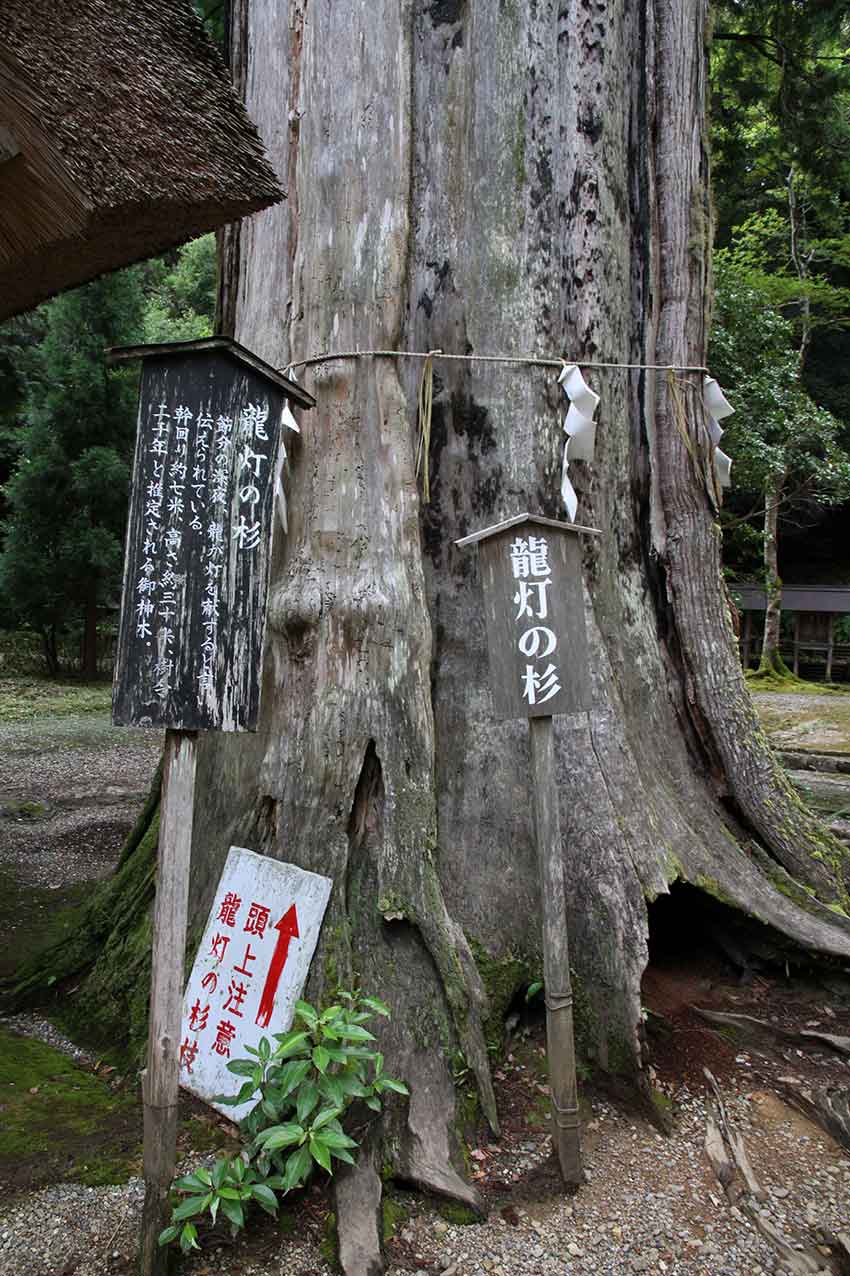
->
<box><xmin>159</xmin><ymin>992</ymin><xmax>409</xmax><ymax>1256</ymax></box>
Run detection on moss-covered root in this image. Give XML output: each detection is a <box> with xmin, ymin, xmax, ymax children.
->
<box><xmin>415</xmin><ymin>858</ymin><xmax>500</xmax><ymax>1136</ymax></box>
<box><xmin>745</xmin><ymin>664</ymin><xmax>810</xmax><ymax>692</ymax></box>
<box><xmin>755</xmin><ymin>646</ymin><xmax>795</xmax><ymax>680</ymax></box>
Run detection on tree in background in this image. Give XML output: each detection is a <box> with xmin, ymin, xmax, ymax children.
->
<box><xmin>711</xmin><ymin>0</ymin><xmax>850</xmax><ymax>246</ymax></box>
<box><xmin>0</xmin><ymin>235</ymin><xmax>217</xmax><ymax>674</ymax></box>
<box><xmin>711</xmin><ymin>253</ymin><xmax>850</xmax><ymax>674</ymax></box>
<box><xmin>141</xmin><ymin>234</ymin><xmax>216</xmax><ymax>343</ymax></box>
<box><xmin>0</xmin><ymin>272</ymin><xmax>143</xmax><ymax>675</ymax></box>
<box><xmin>710</xmin><ymin>0</ymin><xmax>850</xmax><ymax>667</ymax></box>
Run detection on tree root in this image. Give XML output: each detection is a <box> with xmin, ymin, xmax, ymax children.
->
<box><xmin>703</xmin><ymin>1068</ymin><xmax>836</xmax><ymax>1276</ymax></box>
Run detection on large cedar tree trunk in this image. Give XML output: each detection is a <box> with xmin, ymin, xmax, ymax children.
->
<box><xmin>185</xmin><ymin>0</ymin><xmax>850</xmax><ymax>1200</ymax></box>
<box><xmin>12</xmin><ymin>0</ymin><xmax>850</xmax><ymax>1236</ymax></box>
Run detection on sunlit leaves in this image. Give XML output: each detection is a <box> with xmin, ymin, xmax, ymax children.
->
<box><xmin>160</xmin><ymin>990</ymin><xmax>409</xmax><ymax>1257</ymax></box>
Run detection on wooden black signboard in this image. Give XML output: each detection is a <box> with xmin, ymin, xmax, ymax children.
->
<box><xmin>110</xmin><ymin>338</ymin><xmax>314</xmax><ymax>732</ymax></box>
<box><xmin>458</xmin><ymin>513</ymin><xmax>596</xmax><ymax>720</ymax></box>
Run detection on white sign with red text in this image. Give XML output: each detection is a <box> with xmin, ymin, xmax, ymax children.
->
<box><xmin>179</xmin><ymin>846</ymin><xmax>332</xmax><ymax>1119</ymax></box>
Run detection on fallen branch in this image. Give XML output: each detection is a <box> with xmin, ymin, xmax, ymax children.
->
<box><xmin>703</xmin><ymin>1069</ymin><xmax>765</xmax><ymax>1201</ymax></box>
<box><xmin>775</xmin><ymin>1075</ymin><xmax>850</xmax><ymax>1153</ymax></box>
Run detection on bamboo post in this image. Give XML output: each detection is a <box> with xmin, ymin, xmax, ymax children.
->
<box><xmin>529</xmin><ymin>714</ymin><xmax>582</xmax><ymax>1186</ymax></box>
<box><xmin>139</xmin><ymin>728</ymin><xmax>198</xmax><ymax>1276</ymax></box>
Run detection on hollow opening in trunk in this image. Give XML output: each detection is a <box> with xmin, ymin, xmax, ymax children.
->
<box><xmin>641</xmin><ymin>882</ymin><xmax>850</xmax><ymax>1096</ymax></box>
<box><xmin>644</xmin><ymin>881</ymin><xmax>804</xmax><ymax>997</ymax></box>
<box><xmin>502</xmin><ymin>980</ymin><xmax>547</xmax><ymax>1044</ymax></box>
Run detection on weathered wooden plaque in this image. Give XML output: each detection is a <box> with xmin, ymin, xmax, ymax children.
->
<box><xmin>180</xmin><ymin>847</ymin><xmax>332</xmax><ymax>1120</ymax></box>
<box><xmin>112</xmin><ymin>340</ymin><xmax>312</xmax><ymax>731</ymax></box>
<box><xmin>465</xmin><ymin>514</ymin><xmax>594</xmax><ymax>720</ymax></box>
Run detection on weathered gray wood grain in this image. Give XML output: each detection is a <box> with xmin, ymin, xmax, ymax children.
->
<box><xmin>140</xmin><ymin>729</ymin><xmax>197</xmax><ymax>1276</ymax></box>
<box><xmin>530</xmin><ymin>714</ymin><xmax>582</xmax><ymax>1186</ymax></box>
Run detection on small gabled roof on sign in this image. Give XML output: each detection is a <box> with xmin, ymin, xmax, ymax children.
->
<box><xmin>455</xmin><ymin>512</ymin><xmax>601</xmax><ymax>548</ymax></box>
<box><xmin>105</xmin><ymin>337</ymin><xmax>316</xmax><ymax>411</ymax></box>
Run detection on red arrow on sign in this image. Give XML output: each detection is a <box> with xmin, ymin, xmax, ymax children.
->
<box><xmin>254</xmin><ymin>904</ymin><xmax>300</xmax><ymax>1028</ymax></box>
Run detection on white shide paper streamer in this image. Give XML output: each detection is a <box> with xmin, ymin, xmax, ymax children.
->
<box><xmin>703</xmin><ymin>375</ymin><xmax>734</xmax><ymax>489</ymax></box>
<box><xmin>276</xmin><ymin>367</ymin><xmax>303</xmax><ymax>532</ymax></box>
<box><xmin>557</xmin><ymin>362</ymin><xmax>600</xmax><ymax>522</ymax></box>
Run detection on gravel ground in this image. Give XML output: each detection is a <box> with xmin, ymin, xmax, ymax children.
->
<box><xmin>0</xmin><ymin>715</ymin><xmax>160</xmax><ymax>887</ymax></box>
<box><xmin>0</xmin><ymin>1083</ymin><xmax>847</xmax><ymax>1276</ymax></box>
<box><xmin>751</xmin><ymin>690</ymin><xmax>850</xmax><ymax>753</ymax></box>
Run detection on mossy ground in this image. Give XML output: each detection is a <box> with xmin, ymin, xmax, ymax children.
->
<box><xmin>746</xmin><ymin>668</ymin><xmax>850</xmax><ymax>696</ymax></box>
<box><xmin>0</xmin><ymin>1026</ymin><xmax>141</xmax><ymax>1193</ymax></box>
<box><xmin>0</xmin><ymin>870</ymin><xmax>90</xmax><ymax>980</ymax></box>
<box><xmin>751</xmin><ymin>684</ymin><xmax>850</xmax><ymax>753</ymax></box>
<box><xmin>0</xmin><ymin>677</ymin><xmax>111</xmax><ymax>724</ymax></box>
<box><xmin>381</xmin><ymin>1192</ymin><xmax>410</xmax><ymax>1241</ymax></box>
<box><xmin>0</xmin><ymin>1025</ymin><xmax>241</xmax><ymax>1200</ymax></box>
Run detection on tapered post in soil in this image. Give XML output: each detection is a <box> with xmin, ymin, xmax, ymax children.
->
<box><xmin>139</xmin><ymin>728</ymin><xmax>198</xmax><ymax>1276</ymax></box>
<box><xmin>529</xmin><ymin>714</ymin><xmax>582</xmax><ymax>1185</ymax></box>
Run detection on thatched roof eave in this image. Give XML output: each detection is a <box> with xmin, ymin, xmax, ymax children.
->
<box><xmin>0</xmin><ymin>0</ymin><xmax>284</xmax><ymax>319</ymax></box>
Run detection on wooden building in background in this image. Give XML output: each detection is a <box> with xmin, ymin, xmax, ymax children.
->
<box><xmin>0</xmin><ymin>0</ymin><xmax>282</xmax><ymax>320</ymax></box>
<box><xmin>734</xmin><ymin>584</ymin><xmax>850</xmax><ymax>681</ymax></box>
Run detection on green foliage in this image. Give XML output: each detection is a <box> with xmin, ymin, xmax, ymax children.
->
<box><xmin>142</xmin><ymin>235</ymin><xmax>217</xmax><ymax>343</ymax></box>
<box><xmin>192</xmin><ymin>0</ymin><xmax>226</xmax><ymax>49</ymax></box>
<box><xmin>711</xmin><ymin>1</ymin><xmax>850</xmax><ymax>244</ymax></box>
<box><xmin>712</xmin><ymin>253</ymin><xmax>850</xmax><ymax>496</ymax></box>
<box><xmin>0</xmin><ymin>272</ymin><xmax>143</xmax><ymax>670</ymax></box>
<box><xmin>710</xmin><ymin>1</ymin><xmax>850</xmax><ymax>470</ymax></box>
<box><xmin>710</xmin><ymin>253</ymin><xmax>850</xmax><ymax>576</ymax></box>
<box><xmin>159</xmin><ymin>991</ymin><xmax>409</xmax><ymax>1256</ymax></box>
<box><xmin>720</xmin><ymin>208</ymin><xmax>850</xmax><ymax>329</ymax></box>
<box><xmin>0</xmin><ymin>235</ymin><xmax>216</xmax><ymax>671</ymax></box>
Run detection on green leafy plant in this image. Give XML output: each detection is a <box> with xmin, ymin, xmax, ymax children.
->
<box><xmin>159</xmin><ymin>991</ymin><xmax>409</xmax><ymax>1255</ymax></box>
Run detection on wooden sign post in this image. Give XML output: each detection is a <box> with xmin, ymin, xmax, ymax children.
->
<box><xmin>457</xmin><ymin>512</ymin><xmax>599</xmax><ymax>1188</ymax></box>
<box><xmin>108</xmin><ymin>337</ymin><xmax>314</xmax><ymax>1275</ymax></box>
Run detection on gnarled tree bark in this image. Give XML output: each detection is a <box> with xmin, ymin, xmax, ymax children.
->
<box><xmin>190</xmin><ymin>0</ymin><xmax>850</xmax><ymax>1242</ymax></box>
